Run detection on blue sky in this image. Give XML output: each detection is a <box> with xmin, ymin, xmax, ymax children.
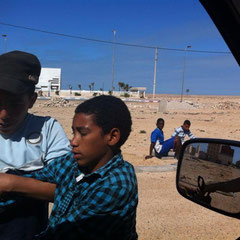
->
<box><xmin>1</xmin><ymin>0</ymin><xmax>239</xmax><ymax>95</ymax></box>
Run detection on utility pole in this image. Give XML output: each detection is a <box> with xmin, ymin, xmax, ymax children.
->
<box><xmin>2</xmin><ymin>34</ymin><xmax>7</xmax><ymax>53</ymax></box>
<box><xmin>153</xmin><ymin>47</ymin><xmax>158</xmax><ymax>98</ymax></box>
<box><xmin>111</xmin><ymin>30</ymin><xmax>116</xmax><ymax>92</ymax></box>
<box><xmin>180</xmin><ymin>45</ymin><xmax>191</xmax><ymax>102</ymax></box>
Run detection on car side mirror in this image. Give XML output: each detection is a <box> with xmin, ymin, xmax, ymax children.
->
<box><xmin>176</xmin><ymin>138</ymin><xmax>240</xmax><ymax>219</ymax></box>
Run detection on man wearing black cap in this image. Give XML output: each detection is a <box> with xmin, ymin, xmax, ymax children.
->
<box><xmin>0</xmin><ymin>51</ymin><xmax>71</xmax><ymax>239</ymax></box>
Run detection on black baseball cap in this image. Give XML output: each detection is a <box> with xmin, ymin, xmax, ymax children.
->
<box><xmin>0</xmin><ymin>50</ymin><xmax>41</xmax><ymax>94</ymax></box>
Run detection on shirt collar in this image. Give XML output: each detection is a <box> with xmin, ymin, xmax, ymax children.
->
<box><xmin>75</xmin><ymin>153</ymin><xmax>123</xmax><ymax>181</ymax></box>
<box><xmin>1</xmin><ymin>113</ymin><xmax>30</xmax><ymax>139</ymax></box>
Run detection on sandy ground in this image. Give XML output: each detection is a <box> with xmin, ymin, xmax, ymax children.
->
<box><xmin>30</xmin><ymin>94</ymin><xmax>240</xmax><ymax>239</ymax></box>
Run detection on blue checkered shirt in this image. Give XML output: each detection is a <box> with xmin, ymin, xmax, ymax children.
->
<box><xmin>30</xmin><ymin>152</ymin><xmax>138</xmax><ymax>240</ymax></box>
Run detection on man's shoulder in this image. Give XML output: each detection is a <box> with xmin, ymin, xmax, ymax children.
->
<box><xmin>50</xmin><ymin>152</ymin><xmax>74</xmax><ymax>165</ymax></box>
<box><xmin>122</xmin><ymin>159</ymin><xmax>135</xmax><ymax>171</ymax></box>
<box><xmin>91</xmin><ymin>157</ymin><xmax>137</xmax><ymax>207</ymax></box>
<box><xmin>28</xmin><ymin>113</ymin><xmax>56</xmax><ymax>124</ymax></box>
<box><xmin>27</xmin><ymin>114</ymin><xmax>63</xmax><ymax>134</ymax></box>
<box><xmin>46</xmin><ymin>152</ymin><xmax>75</xmax><ymax>172</ymax></box>
<box><xmin>175</xmin><ymin>126</ymin><xmax>183</xmax><ymax>132</ymax></box>
<box><xmin>106</xmin><ymin>157</ymin><xmax>136</xmax><ymax>186</ymax></box>
<box><xmin>152</xmin><ymin>128</ymin><xmax>162</xmax><ymax>134</ymax></box>
<box><xmin>16</xmin><ymin>114</ymin><xmax>58</xmax><ymax>137</ymax></box>
<box><xmin>118</xmin><ymin>159</ymin><xmax>135</xmax><ymax>176</ymax></box>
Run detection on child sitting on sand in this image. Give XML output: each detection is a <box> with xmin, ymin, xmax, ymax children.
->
<box><xmin>171</xmin><ymin>119</ymin><xmax>195</xmax><ymax>144</ymax></box>
<box><xmin>0</xmin><ymin>95</ymin><xmax>138</xmax><ymax>240</ymax></box>
<box><xmin>145</xmin><ymin>118</ymin><xmax>181</xmax><ymax>159</ymax></box>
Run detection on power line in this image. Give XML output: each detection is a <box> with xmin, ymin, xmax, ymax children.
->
<box><xmin>0</xmin><ymin>21</ymin><xmax>231</xmax><ymax>54</ymax></box>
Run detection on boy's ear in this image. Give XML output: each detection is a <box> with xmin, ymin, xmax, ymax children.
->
<box><xmin>28</xmin><ymin>92</ymin><xmax>37</xmax><ymax>109</ymax></box>
<box><xmin>107</xmin><ymin>128</ymin><xmax>121</xmax><ymax>146</ymax></box>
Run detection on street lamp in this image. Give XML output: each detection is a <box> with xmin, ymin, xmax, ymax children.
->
<box><xmin>2</xmin><ymin>34</ymin><xmax>7</xmax><ymax>53</ymax></box>
<box><xmin>180</xmin><ymin>45</ymin><xmax>191</xmax><ymax>102</ymax></box>
<box><xmin>152</xmin><ymin>47</ymin><xmax>158</xmax><ymax>98</ymax></box>
<box><xmin>111</xmin><ymin>30</ymin><xmax>116</xmax><ymax>92</ymax></box>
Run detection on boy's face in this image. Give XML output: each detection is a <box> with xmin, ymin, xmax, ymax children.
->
<box><xmin>182</xmin><ymin>124</ymin><xmax>190</xmax><ymax>132</ymax></box>
<box><xmin>0</xmin><ymin>90</ymin><xmax>36</xmax><ymax>134</ymax></box>
<box><xmin>157</xmin><ymin>120</ymin><xmax>164</xmax><ymax>130</ymax></box>
<box><xmin>71</xmin><ymin>113</ymin><xmax>114</xmax><ymax>173</ymax></box>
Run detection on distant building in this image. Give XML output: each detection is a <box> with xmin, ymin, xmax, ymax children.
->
<box><xmin>207</xmin><ymin>143</ymin><xmax>233</xmax><ymax>165</ymax></box>
<box><xmin>235</xmin><ymin>160</ymin><xmax>240</xmax><ymax>168</ymax></box>
<box><xmin>37</xmin><ymin>68</ymin><xmax>61</xmax><ymax>91</ymax></box>
<box><xmin>129</xmin><ymin>87</ymin><xmax>146</xmax><ymax>98</ymax></box>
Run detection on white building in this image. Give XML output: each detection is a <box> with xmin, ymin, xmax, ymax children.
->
<box><xmin>37</xmin><ymin>68</ymin><xmax>61</xmax><ymax>91</ymax></box>
<box><xmin>129</xmin><ymin>87</ymin><xmax>146</xmax><ymax>98</ymax></box>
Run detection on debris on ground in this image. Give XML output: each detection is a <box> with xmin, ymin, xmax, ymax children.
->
<box><xmin>38</xmin><ymin>97</ymin><xmax>76</xmax><ymax>107</ymax></box>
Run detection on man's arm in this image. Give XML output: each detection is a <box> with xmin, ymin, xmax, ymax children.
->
<box><xmin>145</xmin><ymin>142</ymin><xmax>155</xmax><ymax>159</ymax></box>
<box><xmin>187</xmin><ymin>130</ymin><xmax>195</xmax><ymax>139</ymax></box>
<box><xmin>201</xmin><ymin>178</ymin><xmax>240</xmax><ymax>194</ymax></box>
<box><xmin>145</xmin><ymin>129</ymin><xmax>159</xmax><ymax>160</ymax></box>
<box><xmin>0</xmin><ymin>173</ymin><xmax>55</xmax><ymax>202</ymax></box>
<box><xmin>171</xmin><ymin>128</ymin><xmax>179</xmax><ymax>138</ymax></box>
<box><xmin>0</xmin><ymin>156</ymin><xmax>58</xmax><ymax>202</ymax></box>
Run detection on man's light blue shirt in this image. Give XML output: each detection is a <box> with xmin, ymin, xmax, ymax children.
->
<box><xmin>0</xmin><ymin>113</ymin><xmax>71</xmax><ymax>172</ymax></box>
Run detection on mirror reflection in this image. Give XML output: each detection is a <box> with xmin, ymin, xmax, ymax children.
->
<box><xmin>178</xmin><ymin>142</ymin><xmax>240</xmax><ymax>214</ymax></box>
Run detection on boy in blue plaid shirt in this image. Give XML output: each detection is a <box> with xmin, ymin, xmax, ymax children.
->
<box><xmin>0</xmin><ymin>95</ymin><xmax>138</xmax><ymax>240</ymax></box>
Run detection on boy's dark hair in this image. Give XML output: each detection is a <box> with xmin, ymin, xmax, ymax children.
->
<box><xmin>75</xmin><ymin>95</ymin><xmax>132</xmax><ymax>149</ymax></box>
<box><xmin>183</xmin><ymin>120</ymin><xmax>191</xmax><ymax>126</ymax></box>
<box><xmin>156</xmin><ymin>118</ymin><xmax>164</xmax><ymax>125</ymax></box>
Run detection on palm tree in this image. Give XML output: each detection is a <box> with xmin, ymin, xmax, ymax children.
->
<box><xmin>69</xmin><ymin>85</ymin><xmax>72</xmax><ymax>96</ymax></box>
<box><xmin>118</xmin><ymin>82</ymin><xmax>125</xmax><ymax>91</ymax></box>
<box><xmin>91</xmin><ymin>82</ymin><xmax>95</xmax><ymax>91</ymax></box>
<box><xmin>78</xmin><ymin>84</ymin><xmax>81</xmax><ymax>93</ymax></box>
<box><xmin>89</xmin><ymin>84</ymin><xmax>92</xmax><ymax>91</ymax></box>
<box><xmin>186</xmin><ymin>89</ymin><xmax>190</xmax><ymax>95</ymax></box>
<box><xmin>124</xmin><ymin>83</ymin><xmax>132</xmax><ymax>92</ymax></box>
